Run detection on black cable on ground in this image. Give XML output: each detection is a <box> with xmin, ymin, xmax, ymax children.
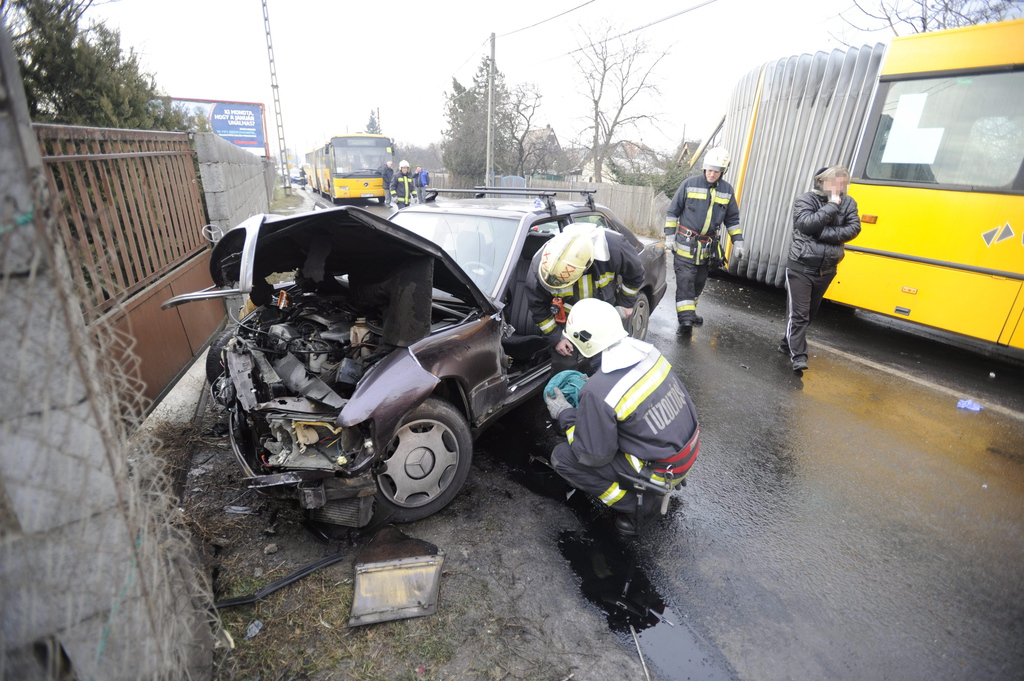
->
<box><xmin>211</xmin><ymin>552</ymin><xmax>347</xmax><ymax>610</ymax></box>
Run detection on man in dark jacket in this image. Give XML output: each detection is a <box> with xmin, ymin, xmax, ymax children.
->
<box><xmin>781</xmin><ymin>165</ymin><xmax>861</xmax><ymax>371</ymax></box>
<box><xmin>390</xmin><ymin>160</ymin><xmax>417</xmax><ymax>209</ymax></box>
<box><xmin>665</xmin><ymin>146</ymin><xmax>745</xmax><ymax>333</ymax></box>
<box><xmin>524</xmin><ymin>224</ymin><xmax>645</xmax><ymax>371</ymax></box>
<box><xmin>544</xmin><ymin>298</ymin><xmax>699</xmax><ymax>536</ymax></box>
<box><xmin>381</xmin><ymin>161</ymin><xmax>394</xmax><ymax>206</ymax></box>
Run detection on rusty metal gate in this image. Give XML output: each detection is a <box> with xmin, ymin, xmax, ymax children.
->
<box><xmin>35</xmin><ymin>124</ymin><xmax>225</xmax><ymax>402</ymax></box>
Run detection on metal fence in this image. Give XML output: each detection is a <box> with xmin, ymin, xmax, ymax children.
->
<box><xmin>1</xmin><ymin>26</ymin><xmax>215</xmax><ymax>681</ymax></box>
<box><xmin>35</xmin><ymin>125</ymin><xmax>208</xmax><ymax>322</ymax></box>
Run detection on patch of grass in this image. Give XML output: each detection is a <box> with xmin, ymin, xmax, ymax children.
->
<box><xmin>213</xmin><ymin>566</ymin><xmax>465</xmax><ymax>680</ymax></box>
<box><xmin>270</xmin><ymin>184</ymin><xmax>306</xmax><ymax>213</ymax></box>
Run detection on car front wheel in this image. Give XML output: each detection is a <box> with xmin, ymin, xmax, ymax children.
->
<box><xmin>628</xmin><ymin>291</ymin><xmax>650</xmax><ymax>340</ymax></box>
<box><xmin>374</xmin><ymin>398</ymin><xmax>473</xmax><ymax>523</ymax></box>
<box><xmin>205</xmin><ymin>327</ymin><xmax>236</xmax><ymax>384</ymax></box>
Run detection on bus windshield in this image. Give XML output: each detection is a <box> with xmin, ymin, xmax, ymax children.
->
<box><xmin>865</xmin><ymin>71</ymin><xmax>1024</xmax><ymax>190</ymax></box>
<box><xmin>332</xmin><ymin>138</ymin><xmax>390</xmax><ymax>175</ymax></box>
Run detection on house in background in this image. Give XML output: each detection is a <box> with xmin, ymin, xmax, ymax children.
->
<box><xmin>518</xmin><ymin>124</ymin><xmax>572</xmax><ymax>179</ymax></box>
<box><xmin>565</xmin><ymin>140</ymin><xmax>667</xmax><ymax>184</ymax></box>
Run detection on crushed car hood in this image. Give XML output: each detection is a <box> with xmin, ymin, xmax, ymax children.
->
<box><xmin>163</xmin><ymin>207</ymin><xmax>497</xmax><ymax>315</ymax></box>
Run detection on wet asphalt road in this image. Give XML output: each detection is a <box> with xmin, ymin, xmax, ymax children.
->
<box><xmin>327</xmin><ymin>194</ymin><xmax>1024</xmax><ymax>679</ymax></box>
<box><xmin>487</xmin><ymin>269</ymin><xmax>1024</xmax><ymax>681</ymax></box>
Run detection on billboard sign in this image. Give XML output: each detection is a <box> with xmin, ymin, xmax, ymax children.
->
<box><xmin>172</xmin><ymin>98</ymin><xmax>269</xmax><ymax>157</ymax></box>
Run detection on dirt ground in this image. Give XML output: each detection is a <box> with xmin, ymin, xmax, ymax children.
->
<box><xmin>161</xmin><ymin>370</ymin><xmax>648</xmax><ymax>681</ymax></box>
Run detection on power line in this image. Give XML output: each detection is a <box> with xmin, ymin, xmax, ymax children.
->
<box><xmin>451</xmin><ymin>35</ymin><xmax>492</xmax><ymax>80</ymax></box>
<box><xmin>561</xmin><ymin>0</ymin><xmax>718</xmax><ymax>58</ymax></box>
<box><xmin>499</xmin><ymin>0</ymin><xmax>598</xmax><ymax>37</ymax></box>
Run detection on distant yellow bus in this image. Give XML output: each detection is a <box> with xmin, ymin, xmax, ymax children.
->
<box><xmin>830</xmin><ymin>19</ymin><xmax>1024</xmax><ymax>348</ymax></box>
<box><xmin>724</xmin><ymin>19</ymin><xmax>1024</xmax><ymax>349</ymax></box>
<box><xmin>308</xmin><ymin>134</ymin><xmax>393</xmax><ymax>204</ymax></box>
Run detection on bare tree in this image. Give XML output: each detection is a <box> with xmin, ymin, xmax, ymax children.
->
<box><xmin>572</xmin><ymin>22</ymin><xmax>667</xmax><ymax>184</ymax></box>
<box><xmin>841</xmin><ymin>0</ymin><xmax>1023</xmax><ymax>35</ymax></box>
<box><xmin>505</xmin><ymin>83</ymin><xmax>546</xmax><ymax>177</ymax></box>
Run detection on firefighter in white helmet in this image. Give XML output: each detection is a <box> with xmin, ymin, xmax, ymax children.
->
<box><xmin>390</xmin><ymin>160</ymin><xmax>417</xmax><ymax>209</ymax></box>
<box><xmin>665</xmin><ymin>146</ymin><xmax>744</xmax><ymax>333</ymax></box>
<box><xmin>543</xmin><ymin>299</ymin><xmax>700</xmax><ymax>536</ymax></box>
<box><xmin>525</xmin><ymin>223</ymin><xmax>645</xmax><ymax>371</ymax></box>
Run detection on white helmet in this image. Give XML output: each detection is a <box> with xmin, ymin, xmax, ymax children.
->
<box><xmin>538</xmin><ymin>230</ymin><xmax>595</xmax><ymax>292</ymax></box>
<box><xmin>564</xmin><ymin>299</ymin><xmax>628</xmax><ymax>358</ymax></box>
<box><xmin>703</xmin><ymin>147</ymin><xmax>731</xmax><ymax>174</ymax></box>
<box><xmin>400</xmin><ymin>159</ymin><xmax>410</xmax><ymax>168</ymax></box>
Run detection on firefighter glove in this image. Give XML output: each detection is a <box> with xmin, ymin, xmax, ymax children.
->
<box><xmin>544</xmin><ymin>387</ymin><xmax>572</xmax><ymax>419</ymax></box>
<box><xmin>731</xmin><ymin>241</ymin><xmax>746</xmax><ymax>261</ymax></box>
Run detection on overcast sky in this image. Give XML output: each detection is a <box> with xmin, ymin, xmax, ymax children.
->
<box><xmin>85</xmin><ymin>0</ymin><xmax>889</xmax><ymax>159</ymax></box>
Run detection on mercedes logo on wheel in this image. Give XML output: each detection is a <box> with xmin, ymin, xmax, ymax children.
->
<box><xmin>405</xmin><ymin>447</ymin><xmax>434</xmax><ymax>479</ymax></box>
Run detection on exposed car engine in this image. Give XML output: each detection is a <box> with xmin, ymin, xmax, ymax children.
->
<box><xmin>213</xmin><ymin>294</ymin><xmax>388</xmax><ymax>478</ymax></box>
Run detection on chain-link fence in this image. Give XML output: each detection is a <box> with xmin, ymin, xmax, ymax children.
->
<box><xmin>1</xmin><ymin>26</ymin><xmax>215</xmax><ymax>681</ymax></box>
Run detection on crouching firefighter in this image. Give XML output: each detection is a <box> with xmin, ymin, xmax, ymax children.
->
<box><xmin>665</xmin><ymin>146</ymin><xmax>744</xmax><ymax>333</ymax></box>
<box><xmin>525</xmin><ymin>224</ymin><xmax>645</xmax><ymax>372</ymax></box>
<box><xmin>543</xmin><ymin>299</ymin><xmax>700</xmax><ymax>536</ymax></box>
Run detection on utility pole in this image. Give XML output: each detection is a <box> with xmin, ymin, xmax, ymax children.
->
<box><xmin>485</xmin><ymin>32</ymin><xmax>495</xmax><ymax>186</ymax></box>
<box><xmin>262</xmin><ymin>0</ymin><xmax>291</xmax><ymax>196</ymax></box>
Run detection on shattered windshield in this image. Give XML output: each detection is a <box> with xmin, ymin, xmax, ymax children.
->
<box><xmin>389</xmin><ymin>212</ymin><xmax>519</xmax><ymax>296</ymax></box>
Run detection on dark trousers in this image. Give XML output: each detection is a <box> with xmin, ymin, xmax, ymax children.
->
<box><xmin>673</xmin><ymin>254</ymin><xmax>709</xmax><ymax>322</ymax></box>
<box><xmin>550</xmin><ymin>344</ymin><xmax>599</xmax><ymax>375</ymax></box>
<box><xmin>551</xmin><ymin>442</ymin><xmax>641</xmax><ymax>514</ymax></box>
<box><xmin>782</xmin><ymin>267</ymin><xmax>835</xmax><ymax>362</ymax></box>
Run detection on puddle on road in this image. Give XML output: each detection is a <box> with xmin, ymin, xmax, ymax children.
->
<box><xmin>559</xmin><ymin>530</ymin><xmax>732</xmax><ymax>681</ymax></box>
<box><xmin>482</xmin><ymin>415</ymin><xmax>733</xmax><ymax>681</ymax></box>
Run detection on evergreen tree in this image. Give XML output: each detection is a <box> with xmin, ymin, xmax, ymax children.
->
<box><xmin>5</xmin><ymin>0</ymin><xmax>190</xmax><ymax>130</ymax></box>
<box><xmin>440</xmin><ymin>57</ymin><xmax>516</xmax><ymax>184</ymax></box>
<box><xmin>366</xmin><ymin>110</ymin><xmax>381</xmax><ymax>134</ymax></box>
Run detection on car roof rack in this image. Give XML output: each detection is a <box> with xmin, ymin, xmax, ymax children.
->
<box><xmin>422</xmin><ymin>186</ymin><xmax>597</xmax><ymax>215</ymax></box>
<box><xmin>423</xmin><ymin>187</ymin><xmax>557</xmax><ymax>215</ymax></box>
<box><xmin>473</xmin><ymin>186</ymin><xmax>598</xmax><ymax>212</ymax></box>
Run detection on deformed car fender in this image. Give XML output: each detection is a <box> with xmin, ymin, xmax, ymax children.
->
<box><xmin>338</xmin><ymin>348</ymin><xmax>440</xmax><ymax>454</ymax></box>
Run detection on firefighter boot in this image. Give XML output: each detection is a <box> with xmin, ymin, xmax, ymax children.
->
<box><xmin>614</xmin><ymin>514</ymin><xmax>641</xmax><ymax>536</ymax></box>
<box><xmin>614</xmin><ymin>501</ymin><xmax>661</xmax><ymax>537</ymax></box>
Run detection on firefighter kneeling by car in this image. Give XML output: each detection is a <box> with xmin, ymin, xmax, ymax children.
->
<box><xmin>543</xmin><ymin>298</ymin><xmax>700</xmax><ymax>536</ymax></box>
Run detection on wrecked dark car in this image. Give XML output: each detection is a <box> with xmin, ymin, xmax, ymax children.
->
<box><xmin>164</xmin><ymin>189</ymin><xmax>667</xmax><ymax>528</ymax></box>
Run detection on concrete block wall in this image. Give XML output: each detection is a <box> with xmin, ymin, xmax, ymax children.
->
<box><xmin>193</xmin><ymin>132</ymin><xmax>271</xmax><ymax>234</ymax></box>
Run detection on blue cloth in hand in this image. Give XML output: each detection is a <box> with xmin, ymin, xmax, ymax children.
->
<box><xmin>544</xmin><ymin>370</ymin><xmax>588</xmax><ymax>408</ymax></box>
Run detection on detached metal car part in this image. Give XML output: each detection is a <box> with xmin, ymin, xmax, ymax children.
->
<box><xmin>164</xmin><ymin>190</ymin><xmax>666</xmax><ymax>529</ymax></box>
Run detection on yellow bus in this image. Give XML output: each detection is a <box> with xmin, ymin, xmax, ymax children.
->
<box><xmin>308</xmin><ymin>133</ymin><xmax>394</xmax><ymax>204</ymax></box>
<box><xmin>831</xmin><ymin>20</ymin><xmax>1024</xmax><ymax>348</ymax></box>
<box><xmin>722</xmin><ymin>19</ymin><xmax>1024</xmax><ymax>349</ymax></box>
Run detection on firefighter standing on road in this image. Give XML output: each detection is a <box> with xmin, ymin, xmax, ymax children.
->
<box><xmin>525</xmin><ymin>224</ymin><xmax>645</xmax><ymax>372</ymax></box>
<box><xmin>544</xmin><ymin>299</ymin><xmax>700</xmax><ymax>536</ymax></box>
<box><xmin>390</xmin><ymin>160</ymin><xmax>417</xmax><ymax>209</ymax></box>
<box><xmin>665</xmin><ymin>147</ymin><xmax>745</xmax><ymax>333</ymax></box>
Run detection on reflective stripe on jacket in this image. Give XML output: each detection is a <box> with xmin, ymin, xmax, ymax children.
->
<box><xmin>391</xmin><ymin>172</ymin><xmax>417</xmax><ymax>203</ymax></box>
<box><xmin>665</xmin><ymin>175</ymin><xmax>741</xmax><ymax>264</ymax></box>
<box><xmin>556</xmin><ymin>345</ymin><xmax>699</xmax><ymax>479</ymax></box>
<box><xmin>524</xmin><ymin>229</ymin><xmax>645</xmax><ymax>344</ymax></box>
